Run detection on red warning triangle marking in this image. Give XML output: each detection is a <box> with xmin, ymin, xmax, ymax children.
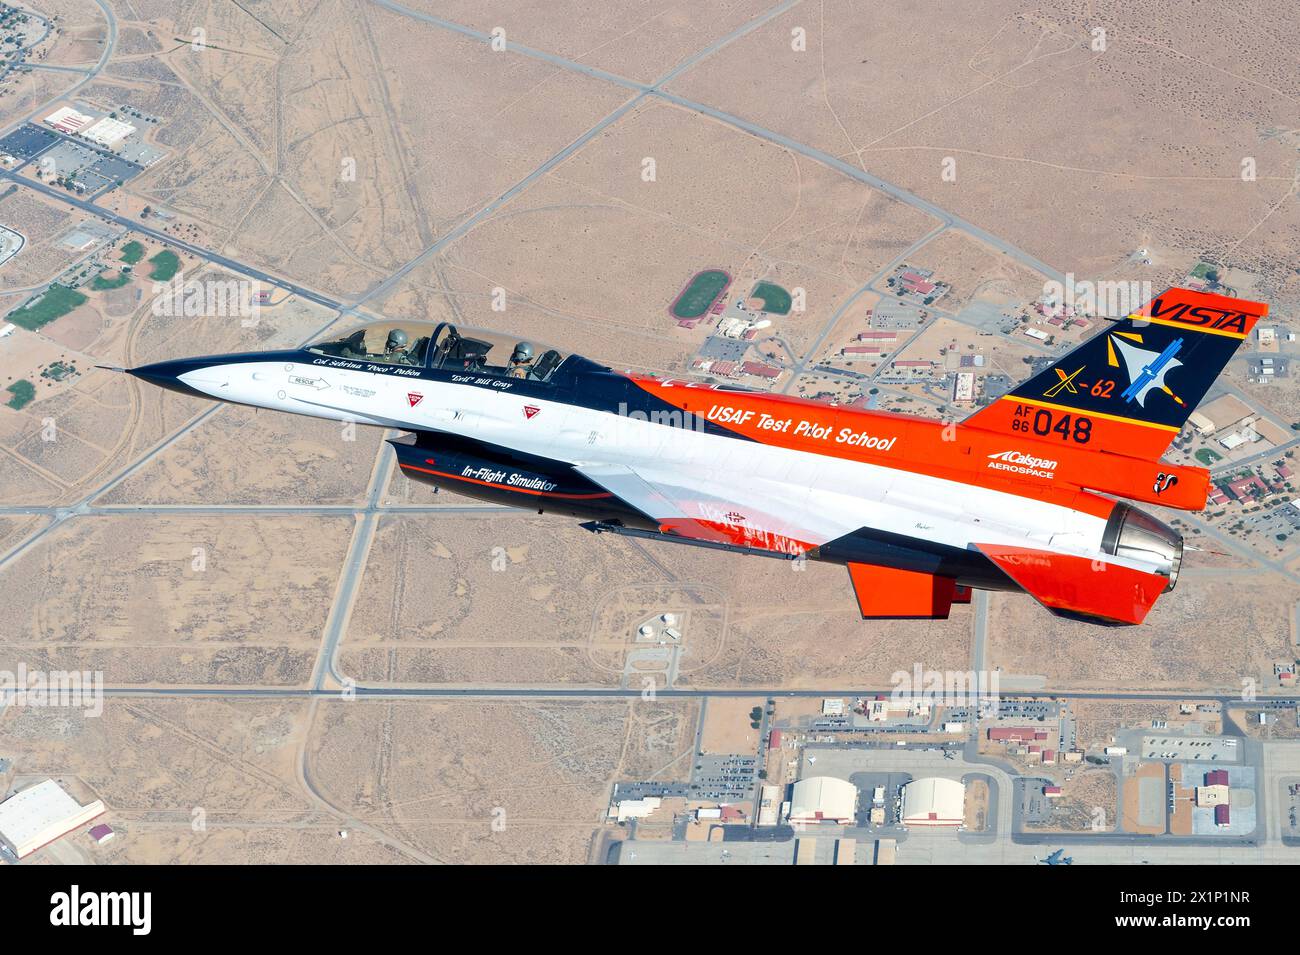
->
<box><xmin>523</xmin><ymin>405</ymin><xmax>540</xmax><ymax>419</ymax></box>
<box><xmin>407</xmin><ymin>393</ymin><xmax>423</xmax><ymax>407</ymax></box>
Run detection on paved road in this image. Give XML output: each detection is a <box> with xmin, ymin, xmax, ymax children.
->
<box><xmin>89</xmin><ymin>686</ymin><xmax>1300</xmax><ymax>704</ymax></box>
<box><xmin>311</xmin><ymin>432</ymin><xmax>400</xmax><ymax>689</ymax></box>
<box><xmin>0</xmin><ymin>167</ymin><xmax>346</xmax><ymax>310</ymax></box>
<box><xmin>0</xmin><ymin>0</ymin><xmax>115</xmax><ymax>133</ymax></box>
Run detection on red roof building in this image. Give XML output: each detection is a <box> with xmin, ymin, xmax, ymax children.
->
<box><xmin>1205</xmin><ymin>769</ymin><xmax>1230</xmax><ymax>787</ymax></box>
<box><xmin>741</xmin><ymin>361</ymin><xmax>781</xmax><ymax>379</ymax></box>
<box><xmin>1226</xmin><ymin>475</ymin><xmax>1267</xmax><ymax>501</ymax></box>
<box><xmin>989</xmin><ymin>727</ymin><xmax>1040</xmax><ymax>741</ymax></box>
<box><xmin>1215</xmin><ymin>804</ymin><xmax>1230</xmax><ymax>827</ymax></box>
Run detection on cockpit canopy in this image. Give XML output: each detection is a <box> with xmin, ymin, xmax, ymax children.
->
<box><xmin>305</xmin><ymin>321</ymin><xmax>572</xmax><ymax>382</ymax></box>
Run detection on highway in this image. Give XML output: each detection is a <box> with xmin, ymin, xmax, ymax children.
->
<box><xmin>0</xmin><ymin>166</ymin><xmax>347</xmax><ymax>311</ymax></box>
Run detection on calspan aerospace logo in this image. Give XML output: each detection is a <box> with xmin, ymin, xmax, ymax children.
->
<box><xmin>987</xmin><ymin>450</ymin><xmax>1058</xmax><ymax>479</ymax></box>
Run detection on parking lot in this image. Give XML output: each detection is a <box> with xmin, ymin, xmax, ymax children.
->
<box><xmin>1141</xmin><ymin>736</ymin><xmax>1240</xmax><ymax>762</ymax></box>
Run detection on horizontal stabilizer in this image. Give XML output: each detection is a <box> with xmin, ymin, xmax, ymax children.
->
<box><xmin>846</xmin><ymin>562</ymin><xmax>958</xmax><ymax>620</ymax></box>
<box><xmin>975</xmin><ymin>543</ymin><xmax>1167</xmax><ymax>625</ymax></box>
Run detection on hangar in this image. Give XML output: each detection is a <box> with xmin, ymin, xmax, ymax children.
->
<box><xmin>788</xmin><ymin>776</ymin><xmax>858</xmax><ymax>824</ymax></box>
<box><xmin>0</xmin><ymin>779</ymin><xmax>106</xmax><ymax>858</ymax></box>
<box><xmin>901</xmin><ymin>777</ymin><xmax>965</xmax><ymax>828</ymax></box>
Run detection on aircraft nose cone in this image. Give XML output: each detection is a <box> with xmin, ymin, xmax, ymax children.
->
<box><xmin>128</xmin><ymin>358</ymin><xmax>221</xmax><ymax>400</ymax></box>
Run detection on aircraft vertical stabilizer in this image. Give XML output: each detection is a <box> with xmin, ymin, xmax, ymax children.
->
<box><xmin>963</xmin><ymin>287</ymin><xmax>1267</xmax><ymax>460</ymax></box>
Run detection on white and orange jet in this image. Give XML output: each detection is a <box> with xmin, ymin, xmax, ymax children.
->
<box><xmin>125</xmin><ymin>287</ymin><xmax>1266</xmax><ymax>625</ymax></box>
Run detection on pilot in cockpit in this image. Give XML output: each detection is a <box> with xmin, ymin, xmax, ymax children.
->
<box><xmin>384</xmin><ymin>329</ymin><xmax>414</xmax><ymax>364</ymax></box>
<box><xmin>508</xmin><ymin>341</ymin><xmax>535</xmax><ymax>379</ymax></box>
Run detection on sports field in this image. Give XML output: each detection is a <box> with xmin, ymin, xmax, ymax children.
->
<box><xmin>6</xmin><ymin>379</ymin><xmax>35</xmax><ymax>409</ymax></box>
<box><xmin>750</xmin><ymin>280</ymin><xmax>792</xmax><ymax>315</ymax></box>
<box><xmin>5</xmin><ymin>284</ymin><xmax>87</xmax><ymax>330</ymax></box>
<box><xmin>670</xmin><ymin>269</ymin><xmax>729</xmax><ymax>319</ymax></box>
<box><xmin>92</xmin><ymin>270</ymin><xmax>131</xmax><ymax>290</ymax></box>
<box><xmin>148</xmin><ymin>249</ymin><xmax>180</xmax><ymax>281</ymax></box>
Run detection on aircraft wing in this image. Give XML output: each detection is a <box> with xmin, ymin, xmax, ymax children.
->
<box><xmin>575</xmin><ymin>461</ymin><xmax>974</xmax><ymax>620</ymax></box>
<box><xmin>572</xmin><ymin>461</ymin><xmax>815</xmax><ymax>556</ymax></box>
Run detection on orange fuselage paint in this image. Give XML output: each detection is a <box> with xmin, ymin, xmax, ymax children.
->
<box><xmin>629</xmin><ymin>377</ymin><xmax>1207</xmax><ymax>518</ymax></box>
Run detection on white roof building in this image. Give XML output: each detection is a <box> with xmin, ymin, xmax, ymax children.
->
<box><xmin>900</xmin><ymin>777</ymin><xmax>964</xmax><ymax>828</ymax></box>
<box><xmin>608</xmin><ymin>796</ymin><xmax>661</xmax><ymax>823</ymax></box>
<box><xmin>0</xmin><ymin>779</ymin><xmax>106</xmax><ymax>858</ymax></box>
<box><xmin>83</xmin><ymin>117</ymin><xmax>136</xmax><ymax>148</ymax></box>
<box><xmin>44</xmin><ymin>106</ymin><xmax>95</xmax><ymax>134</ymax></box>
<box><xmin>789</xmin><ymin>776</ymin><xmax>858</xmax><ymax>824</ymax></box>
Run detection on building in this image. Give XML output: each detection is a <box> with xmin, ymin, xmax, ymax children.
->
<box><xmin>44</xmin><ymin>106</ymin><xmax>95</xmax><ymax>134</ymax></box>
<box><xmin>900</xmin><ymin>777</ymin><xmax>965</xmax><ymax>828</ymax></box>
<box><xmin>1188</xmin><ymin>410</ymin><xmax>1216</xmax><ymax>436</ymax></box>
<box><xmin>741</xmin><ymin>361</ymin><xmax>781</xmax><ymax>380</ymax></box>
<box><xmin>1044</xmin><ymin>785</ymin><xmax>1062</xmax><ymax>798</ymax></box>
<box><xmin>822</xmin><ymin>698</ymin><xmax>845</xmax><ymax>717</ymax></box>
<box><xmin>0</xmin><ymin>779</ymin><xmax>106</xmax><ymax>858</ymax></box>
<box><xmin>988</xmin><ymin>727</ymin><xmax>1048</xmax><ymax>742</ymax></box>
<box><xmin>1205</xmin><ymin>769</ymin><xmax>1229</xmax><ymax>787</ymax></box>
<box><xmin>789</xmin><ymin>776</ymin><xmax>858</xmax><ymax>824</ymax></box>
<box><xmin>1225</xmin><ymin>474</ymin><xmax>1267</xmax><ymax>501</ymax></box>
<box><xmin>1196</xmin><ymin>785</ymin><xmax>1229</xmax><ymax>808</ymax></box>
<box><xmin>83</xmin><ymin>117</ymin><xmax>136</xmax><ymax>148</ymax></box>
<box><xmin>952</xmin><ymin>371</ymin><xmax>975</xmax><ymax>403</ymax></box>
<box><xmin>608</xmin><ymin>796</ymin><xmax>661</xmax><ymax>822</ymax></box>
<box><xmin>88</xmin><ymin>823</ymin><xmax>115</xmax><ymax>845</ymax></box>
<box><xmin>758</xmin><ymin>785</ymin><xmax>781</xmax><ymax>827</ymax></box>
<box><xmin>1215</xmin><ymin>804</ymin><xmax>1230</xmax><ymax>828</ymax></box>
<box><xmin>865</xmin><ymin>697</ymin><xmax>931</xmax><ymax>722</ymax></box>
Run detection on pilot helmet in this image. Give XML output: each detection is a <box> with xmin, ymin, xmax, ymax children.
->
<box><xmin>511</xmin><ymin>342</ymin><xmax>535</xmax><ymax>364</ymax></box>
<box><xmin>385</xmin><ymin>329</ymin><xmax>409</xmax><ymax>352</ymax></box>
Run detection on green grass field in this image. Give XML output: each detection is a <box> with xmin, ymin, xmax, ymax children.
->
<box><xmin>750</xmin><ymin>280</ymin><xmax>792</xmax><ymax>315</ymax></box>
<box><xmin>92</xmin><ymin>271</ymin><xmax>131</xmax><ymax>291</ymax></box>
<box><xmin>119</xmin><ymin>240</ymin><xmax>145</xmax><ymax>265</ymax></box>
<box><xmin>148</xmin><ymin>249</ymin><xmax>181</xmax><ymax>282</ymax></box>
<box><xmin>1195</xmin><ymin>448</ymin><xmax>1223</xmax><ymax>466</ymax></box>
<box><xmin>670</xmin><ymin>269</ymin><xmax>729</xmax><ymax>319</ymax></box>
<box><xmin>5</xmin><ymin>285</ymin><xmax>88</xmax><ymax>330</ymax></box>
<box><xmin>6</xmin><ymin>379</ymin><xmax>35</xmax><ymax>410</ymax></box>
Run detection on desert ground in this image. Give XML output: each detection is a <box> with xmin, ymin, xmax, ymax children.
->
<box><xmin>1</xmin><ymin>0</ymin><xmax>1298</xmax><ymax>863</ymax></box>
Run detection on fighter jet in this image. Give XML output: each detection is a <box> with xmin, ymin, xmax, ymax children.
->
<box><xmin>124</xmin><ymin>287</ymin><xmax>1266</xmax><ymax>625</ymax></box>
<box><xmin>1040</xmin><ymin>849</ymin><xmax>1073</xmax><ymax>866</ymax></box>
